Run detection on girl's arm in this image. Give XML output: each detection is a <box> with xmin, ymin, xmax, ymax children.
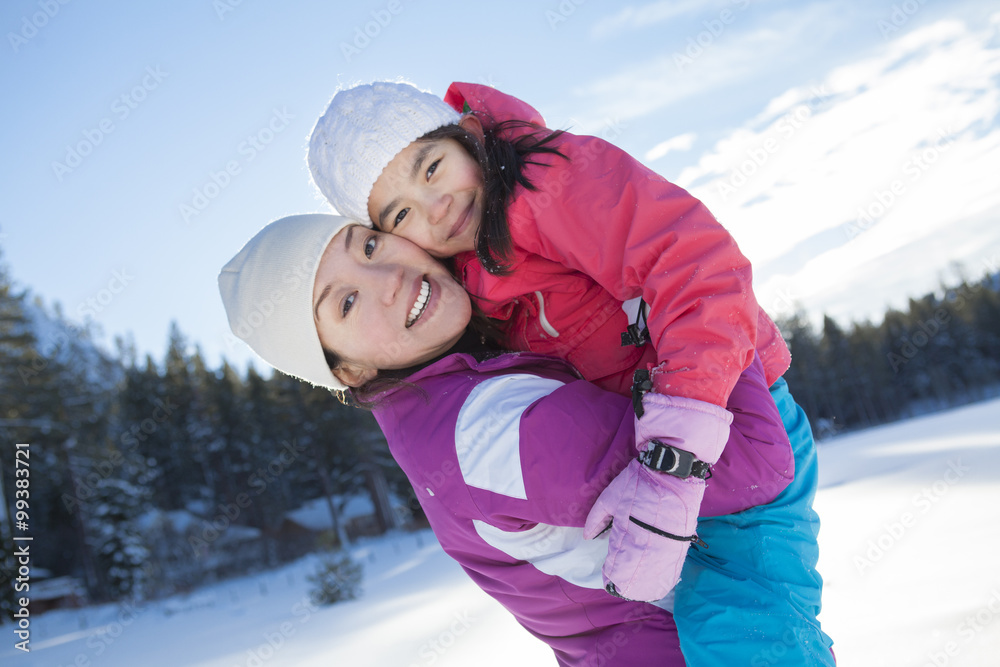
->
<box><xmin>513</xmin><ymin>137</ymin><xmax>758</xmax><ymax>408</ymax></box>
<box><xmin>446</xmin><ymin>82</ymin><xmax>758</xmax><ymax>408</ymax></box>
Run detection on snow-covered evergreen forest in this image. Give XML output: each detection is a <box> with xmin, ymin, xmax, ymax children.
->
<box><xmin>0</xmin><ymin>250</ymin><xmax>407</xmax><ymax>618</ymax></box>
<box><xmin>1</xmin><ymin>246</ymin><xmax>999</xmax><ymax>620</ymax></box>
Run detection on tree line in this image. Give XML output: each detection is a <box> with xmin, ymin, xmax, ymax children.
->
<box><xmin>778</xmin><ymin>274</ymin><xmax>1000</xmax><ymax>436</ymax></box>
<box><xmin>0</xmin><ymin>253</ymin><xmax>404</xmax><ymax>618</ymax></box>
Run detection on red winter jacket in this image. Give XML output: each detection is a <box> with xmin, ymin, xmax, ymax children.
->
<box><xmin>444</xmin><ymin>82</ymin><xmax>790</xmax><ymax>405</ymax></box>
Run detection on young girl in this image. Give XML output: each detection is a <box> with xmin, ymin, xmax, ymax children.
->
<box><xmin>220</xmin><ymin>214</ymin><xmax>787</xmax><ymax>665</ymax></box>
<box><xmin>308</xmin><ymin>82</ymin><xmax>835</xmax><ymax>664</ymax></box>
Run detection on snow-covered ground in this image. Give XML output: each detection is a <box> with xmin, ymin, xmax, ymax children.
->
<box><xmin>7</xmin><ymin>398</ymin><xmax>1000</xmax><ymax>666</ymax></box>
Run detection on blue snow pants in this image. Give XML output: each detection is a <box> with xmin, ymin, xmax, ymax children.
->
<box><xmin>672</xmin><ymin>377</ymin><xmax>835</xmax><ymax>666</ymax></box>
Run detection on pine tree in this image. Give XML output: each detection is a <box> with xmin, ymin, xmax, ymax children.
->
<box><xmin>33</xmin><ymin>305</ymin><xmax>121</xmax><ymax>602</ymax></box>
<box><xmin>86</xmin><ymin>477</ymin><xmax>151</xmax><ymax>599</ymax></box>
<box><xmin>0</xmin><ymin>256</ymin><xmax>115</xmax><ymax>608</ymax></box>
<box><xmin>161</xmin><ymin>323</ymin><xmax>205</xmax><ymax>507</ymax></box>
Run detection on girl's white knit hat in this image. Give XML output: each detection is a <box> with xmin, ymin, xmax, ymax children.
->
<box><xmin>218</xmin><ymin>213</ymin><xmax>355</xmax><ymax>392</ymax></box>
<box><xmin>308</xmin><ymin>81</ymin><xmax>460</xmax><ymax>223</ymax></box>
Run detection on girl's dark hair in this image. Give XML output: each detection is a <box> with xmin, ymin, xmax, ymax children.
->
<box><xmin>418</xmin><ymin>118</ymin><xmax>567</xmax><ymax>275</ymax></box>
<box><xmin>328</xmin><ymin>116</ymin><xmax>565</xmax><ymax>407</ymax></box>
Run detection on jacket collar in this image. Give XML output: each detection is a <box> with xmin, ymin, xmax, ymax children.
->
<box><xmin>375</xmin><ymin>350</ymin><xmax>580</xmax><ymax>402</ymax></box>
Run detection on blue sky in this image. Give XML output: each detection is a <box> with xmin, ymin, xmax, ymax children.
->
<box><xmin>3</xmin><ymin>0</ymin><xmax>998</xmax><ymax>372</ymax></box>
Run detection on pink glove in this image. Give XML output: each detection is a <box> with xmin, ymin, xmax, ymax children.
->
<box><xmin>583</xmin><ymin>459</ymin><xmax>705</xmax><ymax>601</ymax></box>
<box><xmin>583</xmin><ymin>390</ymin><xmax>734</xmax><ymax>601</ymax></box>
<box><xmin>634</xmin><ymin>391</ymin><xmax>733</xmax><ymax>463</ymax></box>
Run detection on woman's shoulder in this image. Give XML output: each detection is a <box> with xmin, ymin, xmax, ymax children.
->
<box><xmin>372</xmin><ymin>351</ymin><xmax>581</xmax><ymax>421</ymax></box>
<box><xmin>408</xmin><ymin>350</ymin><xmax>580</xmax><ymax>392</ymax></box>
<box><xmin>371</xmin><ymin>351</ymin><xmax>584</xmax><ymax>511</ymax></box>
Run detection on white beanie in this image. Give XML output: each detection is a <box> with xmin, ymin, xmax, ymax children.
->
<box><xmin>308</xmin><ymin>81</ymin><xmax>460</xmax><ymax>223</ymax></box>
<box><xmin>218</xmin><ymin>213</ymin><xmax>355</xmax><ymax>392</ymax></box>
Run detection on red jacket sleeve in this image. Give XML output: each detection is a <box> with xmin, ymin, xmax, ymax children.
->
<box><xmin>447</xmin><ymin>82</ymin><xmax>758</xmax><ymax>407</ymax></box>
<box><xmin>445</xmin><ymin>82</ymin><xmax>545</xmax><ymax>126</ymax></box>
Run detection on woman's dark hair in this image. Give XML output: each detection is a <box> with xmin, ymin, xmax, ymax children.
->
<box><xmin>418</xmin><ymin>118</ymin><xmax>568</xmax><ymax>275</ymax></box>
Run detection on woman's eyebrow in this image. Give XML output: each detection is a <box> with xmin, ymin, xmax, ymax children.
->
<box><xmin>314</xmin><ymin>226</ymin><xmax>356</xmax><ymax>319</ymax></box>
<box><xmin>314</xmin><ymin>285</ymin><xmax>331</xmax><ymax>320</ymax></box>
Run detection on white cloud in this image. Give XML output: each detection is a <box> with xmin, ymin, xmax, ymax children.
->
<box><xmin>568</xmin><ymin>31</ymin><xmax>764</xmax><ymax>126</ymax></box>
<box><xmin>590</xmin><ymin>0</ymin><xmax>707</xmax><ymax>40</ymax></box>
<box><xmin>644</xmin><ymin>132</ymin><xmax>697</xmax><ymax>161</ymax></box>
<box><xmin>569</xmin><ymin>2</ymin><xmax>837</xmax><ymax>127</ymax></box>
<box><xmin>669</xmin><ymin>19</ymin><xmax>1000</xmax><ymax>324</ymax></box>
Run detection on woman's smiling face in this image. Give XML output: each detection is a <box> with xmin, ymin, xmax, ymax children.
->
<box><xmin>312</xmin><ymin>225</ymin><xmax>472</xmax><ymax>387</ymax></box>
<box><xmin>366</xmin><ymin>118</ymin><xmax>485</xmax><ymax>259</ymax></box>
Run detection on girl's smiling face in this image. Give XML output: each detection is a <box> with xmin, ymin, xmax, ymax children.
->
<box><xmin>367</xmin><ymin>117</ymin><xmax>485</xmax><ymax>259</ymax></box>
<box><xmin>312</xmin><ymin>225</ymin><xmax>472</xmax><ymax>387</ymax></box>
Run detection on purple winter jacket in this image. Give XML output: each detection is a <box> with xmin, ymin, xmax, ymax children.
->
<box><xmin>371</xmin><ymin>350</ymin><xmax>789</xmax><ymax>665</ymax></box>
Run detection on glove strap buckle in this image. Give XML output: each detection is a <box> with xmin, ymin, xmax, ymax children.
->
<box><xmin>631</xmin><ymin>369</ymin><xmax>653</xmax><ymax>418</ymax></box>
<box><xmin>620</xmin><ymin>323</ymin><xmax>648</xmax><ymax>348</ymax></box>
<box><xmin>639</xmin><ymin>441</ymin><xmax>711</xmax><ymax>479</ymax></box>
<box><xmin>620</xmin><ymin>299</ymin><xmax>649</xmax><ymax>348</ymax></box>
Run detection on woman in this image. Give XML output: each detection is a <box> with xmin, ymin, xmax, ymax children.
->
<box><xmin>218</xmin><ymin>214</ymin><xmax>832</xmax><ymax>665</ymax></box>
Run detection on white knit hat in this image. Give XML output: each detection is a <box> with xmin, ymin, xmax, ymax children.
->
<box><xmin>218</xmin><ymin>214</ymin><xmax>355</xmax><ymax>391</ymax></box>
<box><xmin>308</xmin><ymin>81</ymin><xmax>460</xmax><ymax>223</ymax></box>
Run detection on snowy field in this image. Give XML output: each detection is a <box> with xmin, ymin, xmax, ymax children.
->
<box><xmin>6</xmin><ymin>397</ymin><xmax>1000</xmax><ymax>667</ymax></box>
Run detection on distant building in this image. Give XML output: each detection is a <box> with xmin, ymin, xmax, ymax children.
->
<box><xmin>31</xmin><ymin>575</ymin><xmax>88</xmax><ymax>613</ymax></box>
<box><xmin>137</xmin><ymin>507</ymin><xmax>264</xmax><ymax>593</ymax></box>
<box><xmin>273</xmin><ymin>494</ymin><xmax>412</xmax><ymax>557</ymax></box>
